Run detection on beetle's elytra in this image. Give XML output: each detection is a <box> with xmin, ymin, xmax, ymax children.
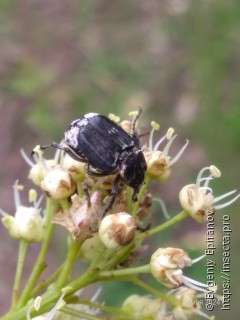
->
<box><xmin>40</xmin><ymin>109</ymin><xmax>147</xmax><ymax>214</ymax></box>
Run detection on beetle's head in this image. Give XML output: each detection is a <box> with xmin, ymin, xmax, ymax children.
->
<box><xmin>120</xmin><ymin>150</ymin><xmax>147</xmax><ymax>202</ymax></box>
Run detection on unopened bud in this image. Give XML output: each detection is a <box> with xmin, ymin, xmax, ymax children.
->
<box><xmin>120</xmin><ymin>120</ymin><xmax>132</xmax><ymax>133</ymax></box>
<box><xmin>29</xmin><ymin>160</ymin><xmax>56</xmax><ymax>186</ymax></box>
<box><xmin>62</xmin><ymin>154</ymin><xmax>86</xmax><ymax>181</ymax></box>
<box><xmin>41</xmin><ymin>165</ymin><xmax>76</xmax><ymax>200</ymax></box>
<box><xmin>98</xmin><ymin>212</ymin><xmax>136</xmax><ymax>249</ymax></box>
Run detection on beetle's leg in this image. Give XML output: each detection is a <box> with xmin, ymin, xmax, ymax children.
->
<box><xmin>103</xmin><ymin>174</ymin><xmax>121</xmax><ymax>215</ymax></box>
<box><xmin>37</xmin><ymin>142</ymin><xmax>89</xmax><ymax>163</ymax></box>
<box><xmin>40</xmin><ymin>142</ymin><xmax>63</xmax><ymax>151</ymax></box>
<box><xmin>82</xmin><ymin>183</ymin><xmax>91</xmax><ymax>207</ymax></box>
<box><xmin>132</xmin><ymin>187</ymin><xmax>139</xmax><ymax>202</ymax></box>
<box><xmin>31</xmin><ymin>142</ymin><xmax>65</xmax><ymax>157</ymax></box>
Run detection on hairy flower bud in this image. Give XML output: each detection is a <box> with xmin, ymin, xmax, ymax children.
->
<box><xmin>41</xmin><ymin>165</ymin><xmax>76</xmax><ymax>200</ymax></box>
<box><xmin>98</xmin><ymin>212</ymin><xmax>136</xmax><ymax>249</ymax></box>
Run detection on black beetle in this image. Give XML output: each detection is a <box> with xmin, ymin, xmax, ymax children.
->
<box><xmin>40</xmin><ymin>109</ymin><xmax>147</xmax><ymax>213</ymax></box>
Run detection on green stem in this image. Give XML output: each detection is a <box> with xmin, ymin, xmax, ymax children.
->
<box><xmin>135</xmin><ymin>210</ymin><xmax>189</xmax><ymax>241</ymax></box>
<box><xmin>132</xmin><ymin>176</ymin><xmax>151</xmax><ymax>218</ymax></box>
<box><xmin>132</xmin><ymin>278</ymin><xmax>178</xmax><ymax>307</ymax></box>
<box><xmin>17</xmin><ymin>199</ymin><xmax>55</xmax><ymax>308</ymax></box>
<box><xmin>77</xmin><ymin>181</ymin><xmax>84</xmax><ymax>196</ymax></box>
<box><xmin>31</xmin><ymin>264</ymin><xmax>63</xmax><ymax>297</ymax></box>
<box><xmin>61</xmin><ymin>306</ymin><xmax>106</xmax><ymax>320</ymax></box>
<box><xmin>98</xmin><ymin>264</ymin><xmax>150</xmax><ymax>278</ymax></box>
<box><xmin>126</xmin><ymin>186</ymin><xmax>133</xmax><ymax>212</ymax></box>
<box><xmin>73</xmin><ymin>299</ymin><xmax>130</xmax><ymax>317</ymax></box>
<box><xmin>11</xmin><ymin>240</ymin><xmax>29</xmax><ymax>307</ymax></box>
<box><xmin>55</xmin><ymin>240</ymin><xmax>82</xmax><ymax>289</ymax></box>
<box><xmin>102</xmin><ymin>242</ymin><xmax>135</xmax><ymax>270</ymax></box>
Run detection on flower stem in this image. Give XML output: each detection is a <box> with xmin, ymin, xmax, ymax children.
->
<box><xmin>11</xmin><ymin>240</ymin><xmax>29</xmax><ymax>308</ymax></box>
<box><xmin>135</xmin><ymin>210</ymin><xmax>189</xmax><ymax>241</ymax></box>
<box><xmin>98</xmin><ymin>264</ymin><xmax>151</xmax><ymax>278</ymax></box>
<box><xmin>31</xmin><ymin>264</ymin><xmax>63</xmax><ymax>297</ymax></box>
<box><xmin>131</xmin><ymin>176</ymin><xmax>151</xmax><ymax>218</ymax></box>
<box><xmin>55</xmin><ymin>240</ymin><xmax>82</xmax><ymax>289</ymax></box>
<box><xmin>132</xmin><ymin>278</ymin><xmax>178</xmax><ymax>307</ymax></box>
<box><xmin>17</xmin><ymin>199</ymin><xmax>55</xmax><ymax>308</ymax></box>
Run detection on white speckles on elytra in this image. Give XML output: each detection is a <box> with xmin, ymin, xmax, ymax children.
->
<box><xmin>64</xmin><ymin>126</ymin><xmax>80</xmax><ymax>148</ymax></box>
<box><xmin>85</xmin><ymin>113</ymin><xmax>98</xmax><ymax>119</ymax></box>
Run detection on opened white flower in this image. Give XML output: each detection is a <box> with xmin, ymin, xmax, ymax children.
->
<box><xmin>143</xmin><ymin>122</ymin><xmax>189</xmax><ymax>181</ymax></box>
<box><xmin>150</xmin><ymin>247</ymin><xmax>208</xmax><ymax>292</ymax></box>
<box><xmin>179</xmin><ymin>165</ymin><xmax>240</xmax><ymax>222</ymax></box>
<box><xmin>0</xmin><ymin>181</ymin><xmax>45</xmax><ymax>242</ymax></box>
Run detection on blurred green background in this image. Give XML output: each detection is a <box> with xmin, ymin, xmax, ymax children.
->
<box><xmin>0</xmin><ymin>0</ymin><xmax>239</xmax><ymax>319</ymax></box>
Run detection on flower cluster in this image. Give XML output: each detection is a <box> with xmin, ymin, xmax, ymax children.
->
<box><xmin>1</xmin><ymin>110</ymin><xmax>238</xmax><ymax>320</ymax></box>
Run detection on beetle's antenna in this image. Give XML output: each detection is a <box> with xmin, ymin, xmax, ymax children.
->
<box><xmin>131</xmin><ymin>107</ymin><xmax>142</xmax><ymax>136</ymax></box>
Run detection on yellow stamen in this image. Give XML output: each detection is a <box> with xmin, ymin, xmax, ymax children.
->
<box><xmin>166</xmin><ymin>127</ymin><xmax>175</xmax><ymax>140</ymax></box>
<box><xmin>29</xmin><ymin>189</ymin><xmax>37</xmax><ymax>203</ymax></box>
<box><xmin>56</xmin><ymin>300</ymin><xmax>66</xmax><ymax>311</ymax></box>
<box><xmin>34</xmin><ymin>296</ymin><xmax>42</xmax><ymax>311</ymax></box>
<box><xmin>151</xmin><ymin>121</ymin><xmax>160</xmax><ymax>130</ymax></box>
<box><xmin>15</xmin><ymin>184</ymin><xmax>24</xmax><ymax>191</ymax></box>
<box><xmin>209</xmin><ymin>165</ymin><xmax>221</xmax><ymax>178</ymax></box>
<box><xmin>62</xmin><ymin>286</ymin><xmax>73</xmax><ymax>294</ymax></box>
<box><xmin>129</xmin><ymin>110</ymin><xmax>139</xmax><ymax>116</ymax></box>
<box><xmin>108</xmin><ymin>113</ymin><xmax>120</xmax><ymax>123</ymax></box>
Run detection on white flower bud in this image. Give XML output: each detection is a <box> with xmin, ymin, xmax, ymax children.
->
<box><xmin>2</xmin><ymin>206</ymin><xmax>45</xmax><ymax>242</ymax></box>
<box><xmin>29</xmin><ymin>160</ymin><xmax>56</xmax><ymax>186</ymax></box>
<box><xmin>41</xmin><ymin>165</ymin><xmax>76</xmax><ymax>200</ymax></box>
<box><xmin>120</xmin><ymin>120</ymin><xmax>132</xmax><ymax>133</ymax></box>
<box><xmin>98</xmin><ymin>212</ymin><xmax>136</xmax><ymax>249</ymax></box>
<box><xmin>150</xmin><ymin>247</ymin><xmax>192</xmax><ymax>288</ymax></box>
<box><xmin>62</xmin><ymin>154</ymin><xmax>86</xmax><ymax>181</ymax></box>
<box><xmin>179</xmin><ymin>184</ymin><xmax>214</xmax><ymax>223</ymax></box>
<box><xmin>122</xmin><ymin>294</ymin><xmax>164</xmax><ymax>319</ymax></box>
<box><xmin>79</xmin><ymin>235</ymin><xmax>102</xmax><ymax>262</ymax></box>
<box><xmin>173</xmin><ymin>287</ymin><xmax>200</xmax><ymax>320</ymax></box>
